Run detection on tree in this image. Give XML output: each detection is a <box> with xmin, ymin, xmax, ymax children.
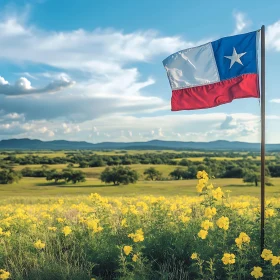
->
<box><xmin>243</xmin><ymin>167</ymin><xmax>271</xmax><ymax>186</ymax></box>
<box><xmin>46</xmin><ymin>169</ymin><xmax>63</xmax><ymax>183</ymax></box>
<box><xmin>169</xmin><ymin>167</ymin><xmax>186</xmax><ymax>180</ymax></box>
<box><xmin>179</xmin><ymin>159</ymin><xmax>191</xmax><ymax>166</ymax></box>
<box><xmin>89</xmin><ymin>158</ymin><xmax>105</xmax><ymax>167</ymax></box>
<box><xmin>46</xmin><ymin>169</ymin><xmax>86</xmax><ymax>184</ymax></box>
<box><xmin>79</xmin><ymin>161</ymin><xmax>89</xmax><ymax>168</ymax></box>
<box><xmin>243</xmin><ymin>171</ymin><xmax>260</xmax><ymax>186</ymax></box>
<box><xmin>100</xmin><ymin>166</ymin><xmax>138</xmax><ymax>185</ymax></box>
<box><xmin>143</xmin><ymin>167</ymin><xmax>162</xmax><ymax>181</ymax></box>
<box><xmin>66</xmin><ymin>169</ymin><xmax>86</xmax><ymax>184</ymax></box>
<box><xmin>0</xmin><ymin>168</ymin><xmax>22</xmax><ymax>184</ymax></box>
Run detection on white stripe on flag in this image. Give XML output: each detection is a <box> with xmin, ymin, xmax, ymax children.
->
<box><xmin>163</xmin><ymin>43</ymin><xmax>220</xmax><ymax>90</ymax></box>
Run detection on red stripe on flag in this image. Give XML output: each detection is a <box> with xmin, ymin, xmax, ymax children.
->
<box><xmin>171</xmin><ymin>74</ymin><xmax>260</xmax><ymax>111</ymax></box>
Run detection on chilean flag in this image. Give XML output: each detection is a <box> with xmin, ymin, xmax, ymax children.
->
<box><xmin>163</xmin><ymin>31</ymin><xmax>260</xmax><ymax>110</ymax></box>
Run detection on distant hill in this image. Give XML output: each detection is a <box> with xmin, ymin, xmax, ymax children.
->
<box><xmin>0</xmin><ymin>138</ymin><xmax>280</xmax><ymax>151</ymax></box>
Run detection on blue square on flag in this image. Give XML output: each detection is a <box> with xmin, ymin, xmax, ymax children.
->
<box><xmin>212</xmin><ymin>31</ymin><xmax>258</xmax><ymax>80</ymax></box>
<box><xmin>163</xmin><ymin>31</ymin><xmax>260</xmax><ymax>111</ymax></box>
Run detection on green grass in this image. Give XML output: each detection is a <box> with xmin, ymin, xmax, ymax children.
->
<box><xmin>1</xmin><ymin>177</ymin><xmax>280</xmax><ymax>198</ymax></box>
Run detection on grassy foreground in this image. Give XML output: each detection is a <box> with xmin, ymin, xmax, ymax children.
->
<box><xmin>0</xmin><ymin>173</ymin><xmax>280</xmax><ymax>279</ymax></box>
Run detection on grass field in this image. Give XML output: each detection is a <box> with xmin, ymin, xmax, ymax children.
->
<box><xmin>1</xmin><ymin>172</ymin><xmax>280</xmax><ymax>279</ymax></box>
<box><xmin>1</xmin><ymin>177</ymin><xmax>280</xmax><ymax>198</ymax></box>
<box><xmin>1</xmin><ymin>151</ymin><xmax>280</xmax><ymax>279</ymax></box>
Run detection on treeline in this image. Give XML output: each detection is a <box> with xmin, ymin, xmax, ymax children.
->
<box><xmin>1</xmin><ymin>151</ymin><xmax>269</xmax><ymax>166</ymax></box>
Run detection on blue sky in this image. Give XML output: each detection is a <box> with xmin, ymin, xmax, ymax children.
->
<box><xmin>0</xmin><ymin>0</ymin><xmax>280</xmax><ymax>143</ymax></box>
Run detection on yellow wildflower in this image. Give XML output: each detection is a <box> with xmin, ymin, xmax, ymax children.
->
<box><xmin>0</xmin><ymin>269</ymin><xmax>10</xmax><ymax>280</ymax></box>
<box><xmin>216</xmin><ymin>216</ymin><xmax>229</xmax><ymax>230</ymax></box>
<box><xmin>265</xmin><ymin>209</ymin><xmax>275</xmax><ymax>218</ymax></box>
<box><xmin>123</xmin><ymin>246</ymin><xmax>133</xmax><ymax>256</ymax></box>
<box><xmin>121</xmin><ymin>218</ymin><xmax>128</xmax><ymax>227</ymax></box>
<box><xmin>191</xmin><ymin>253</ymin><xmax>198</xmax><ymax>260</ymax></box>
<box><xmin>235</xmin><ymin>232</ymin><xmax>250</xmax><ymax>248</ymax></box>
<box><xmin>56</xmin><ymin>218</ymin><xmax>65</xmax><ymax>223</ymax></box>
<box><xmin>198</xmin><ymin>229</ymin><xmax>208</xmax><ymax>239</ymax></box>
<box><xmin>261</xmin><ymin>249</ymin><xmax>273</xmax><ymax>261</ymax></box>
<box><xmin>222</xmin><ymin>253</ymin><xmax>235</xmax><ymax>265</ymax></box>
<box><xmin>179</xmin><ymin>215</ymin><xmax>190</xmax><ymax>223</ymax></box>
<box><xmin>62</xmin><ymin>226</ymin><xmax>72</xmax><ymax>236</ymax></box>
<box><xmin>204</xmin><ymin>207</ymin><xmax>217</xmax><ymax>218</ymax></box>
<box><xmin>271</xmin><ymin>256</ymin><xmax>280</xmax><ymax>266</ymax></box>
<box><xmin>48</xmin><ymin>227</ymin><xmax>57</xmax><ymax>231</ymax></box>
<box><xmin>196</xmin><ymin>179</ymin><xmax>206</xmax><ymax>193</ymax></box>
<box><xmin>197</xmin><ymin>170</ymin><xmax>208</xmax><ymax>179</ymax></box>
<box><xmin>212</xmin><ymin>187</ymin><xmax>224</xmax><ymax>200</ymax></box>
<box><xmin>132</xmin><ymin>254</ymin><xmax>138</xmax><ymax>262</ymax></box>
<box><xmin>201</xmin><ymin>220</ymin><xmax>213</xmax><ymax>230</ymax></box>
<box><xmin>251</xmin><ymin>266</ymin><xmax>263</xmax><ymax>279</ymax></box>
<box><xmin>34</xmin><ymin>240</ymin><xmax>45</xmax><ymax>250</ymax></box>
<box><xmin>0</xmin><ymin>228</ymin><xmax>10</xmax><ymax>237</ymax></box>
<box><xmin>128</xmin><ymin>229</ymin><xmax>144</xmax><ymax>243</ymax></box>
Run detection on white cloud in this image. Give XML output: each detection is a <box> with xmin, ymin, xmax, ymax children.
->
<box><xmin>0</xmin><ymin>75</ymin><xmax>75</xmax><ymax>95</ymax></box>
<box><xmin>0</xmin><ymin>12</ymin><xmax>279</xmax><ymax>143</ymax></box>
<box><xmin>233</xmin><ymin>11</ymin><xmax>251</xmax><ymax>34</ymax></box>
<box><xmin>270</xmin><ymin>99</ymin><xmax>280</xmax><ymax>103</ymax></box>
<box><xmin>220</xmin><ymin>116</ymin><xmax>238</xmax><ymax>130</ymax></box>
<box><xmin>267</xmin><ymin>21</ymin><xmax>280</xmax><ymax>51</ymax></box>
<box><xmin>0</xmin><ymin>17</ymin><xmax>190</xmax><ymax>73</ymax></box>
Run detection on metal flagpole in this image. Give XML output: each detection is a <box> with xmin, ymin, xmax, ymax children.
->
<box><xmin>260</xmin><ymin>25</ymin><xmax>265</xmax><ymax>254</ymax></box>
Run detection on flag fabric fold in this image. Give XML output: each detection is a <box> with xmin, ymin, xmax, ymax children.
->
<box><xmin>163</xmin><ymin>31</ymin><xmax>260</xmax><ymax>111</ymax></box>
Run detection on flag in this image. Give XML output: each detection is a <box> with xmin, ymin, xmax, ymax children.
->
<box><xmin>163</xmin><ymin>31</ymin><xmax>260</xmax><ymax>111</ymax></box>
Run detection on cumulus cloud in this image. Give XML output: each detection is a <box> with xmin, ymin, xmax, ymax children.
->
<box><xmin>233</xmin><ymin>11</ymin><xmax>251</xmax><ymax>34</ymax></box>
<box><xmin>0</xmin><ymin>17</ymin><xmax>190</xmax><ymax>73</ymax></box>
<box><xmin>0</xmin><ymin>75</ymin><xmax>75</xmax><ymax>96</ymax></box>
<box><xmin>0</xmin><ymin>11</ymin><xmax>279</xmax><ymax>143</ymax></box>
<box><xmin>220</xmin><ymin>116</ymin><xmax>238</xmax><ymax>130</ymax></box>
<box><xmin>267</xmin><ymin>21</ymin><xmax>280</xmax><ymax>51</ymax></box>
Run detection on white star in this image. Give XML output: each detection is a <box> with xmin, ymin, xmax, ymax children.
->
<box><xmin>224</xmin><ymin>47</ymin><xmax>246</xmax><ymax>69</ymax></box>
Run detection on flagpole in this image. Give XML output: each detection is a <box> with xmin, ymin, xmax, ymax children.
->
<box><xmin>260</xmin><ymin>25</ymin><xmax>265</xmax><ymax>254</ymax></box>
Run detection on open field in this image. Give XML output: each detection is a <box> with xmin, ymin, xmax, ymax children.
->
<box><xmin>1</xmin><ymin>177</ymin><xmax>280</xmax><ymax>198</ymax></box>
<box><xmin>1</xmin><ymin>150</ymin><xmax>280</xmax><ymax>279</ymax></box>
<box><xmin>1</xmin><ymin>175</ymin><xmax>280</xmax><ymax>279</ymax></box>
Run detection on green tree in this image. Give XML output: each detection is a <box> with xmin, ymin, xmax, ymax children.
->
<box><xmin>0</xmin><ymin>168</ymin><xmax>22</xmax><ymax>184</ymax></box>
<box><xmin>89</xmin><ymin>158</ymin><xmax>105</xmax><ymax>167</ymax></box>
<box><xmin>100</xmin><ymin>166</ymin><xmax>138</xmax><ymax>185</ymax></box>
<box><xmin>243</xmin><ymin>171</ymin><xmax>260</xmax><ymax>186</ymax></box>
<box><xmin>143</xmin><ymin>167</ymin><xmax>162</xmax><ymax>181</ymax></box>
<box><xmin>169</xmin><ymin>167</ymin><xmax>186</xmax><ymax>180</ymax></box>
<box><xmin>46</xmin><ymin>169</ymin><xmax>86</xmax><ymax>184</ymax></box>
<box><xmin>79</xmin><ymin>161</ymin><xmax>89</xmax><ymax>168</ymax></box>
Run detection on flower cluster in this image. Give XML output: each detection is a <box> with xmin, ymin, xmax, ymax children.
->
<box><xmin>34</xmin><ymin>240</ymin><xmax>45</xmax><ymax>250</ymax></box>
<box><xmin>128</xmin><ymin>228</ymin><xmax>144</xmax><ymax>242</ymax></box>
<box><xmin>0</xmin><ymin>269</ymin><xmax>10</xmax><ymax>280</ymax></box>
<box><xmin>222</xmin><ymin>253</ymin><xmax>235</xmax><ymax>265</ymax></box>
<box><xmin>216</xmin><ymin>216</ymin><xmax>229</xmax><ymax>230</ymax></box>
<box><xmin>235</xmin><ymin>232</ymin><xmax>250</xmax><ymax>249</ymax></box>
<box><xmin>251</xmin><ymin>266</ymin><xmax>263</xmax><ymax>279</ymax></box>
<box><xmin>261</xmin><ymin>249</ymin><xmax>280</xmax><ymax>266</ymax></box>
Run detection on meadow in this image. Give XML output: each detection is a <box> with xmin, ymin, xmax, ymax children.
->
<box><xmin>0</xmin><ymin>150</ymin><xmax>280</xmax><ymax>279</ymax></box>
